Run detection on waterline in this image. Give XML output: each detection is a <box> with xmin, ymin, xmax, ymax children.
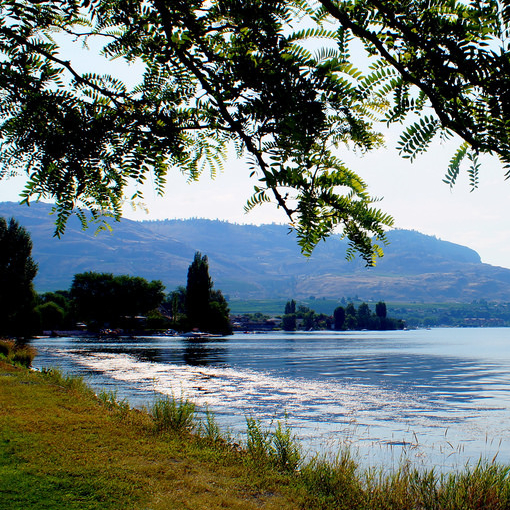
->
<box><xmin>31</xmin><ymin>329</ymin><xmax>510</xmax><ymax>470</ymax></box>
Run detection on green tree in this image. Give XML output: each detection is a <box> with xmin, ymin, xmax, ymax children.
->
<box><xmin>345</xmin><ymin>302</ymin><xmax>358</xmax><ymax>330</ymax></box>
<box><xmin>303</xmin><ymin>311</ymin><xmax>315</xmax><ymax>330</ymax></box>
<box><xmin>375</xmin><ymin>301</ymin><xmax>387</xmax><ymax>319</ymax></box>
<box><xmin>0</xmin><ymin>217</ymin><xmax>38</xmax><ymax>337</ymax></box>
<box><xmin>282</xmin><ymin>314</ymin><xmax>297</xmax><ymax>332</ymax></box>
<box><xmin>333</xmin><ymin>306</ymin><xmax>346</xmax><ymax>330</ymax></box>
<box><xmin>185</xmin><ymin>252</ymin><xmax>231</xmax><ymax>335</ymax></box>
<box><xmin>70</xmin><ymin>272</ymin><xmax>115</xmax><ymax>327</ymax></box>
<box><xmin>35</xmin><ymin>301</ymin><xmax>66</xmax><ymax>331</ymax></box>
<box><xmin>357</xmin><ymin>302</ymin><xmax>371</xmax><ymax>330</ymax></box>
<box><xmin>70</xmin><ymin>272</ymin><xmax>165</xmax><ymax>329</ymax></box>
<box><xmin>185</xmin><ymin>252</ymin><xmax>213</xmax><ymax>330</ymax></box>
<box><xmin>284</xmin><ymin>299</ymin><xmax>296</xmax><ymax>315</ymax></box>
<box><xmin>207</xmin><ymin>290</ymin><xmax>232</xmax><ymax>335</ymax></box>
<box><xmin>113</xmin><ymin>275</ymin><xmax>165</xmax><ymax>320</ymax></box>
<box><xmin>162</xmin><ymin>286</ymin><xmax>187</xmax><ymax>324</ymax></box>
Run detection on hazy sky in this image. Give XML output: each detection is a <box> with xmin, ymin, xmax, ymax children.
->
<box><xmin>1</xmin><ymin>25</ymin><xmax>510</xmax><ymax>269</ymax></box>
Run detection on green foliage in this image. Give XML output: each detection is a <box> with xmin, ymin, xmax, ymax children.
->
<box><xmin>284</xmin><ymin>299</ymin><xmax>296</xmax><ymax>315</ymax></box>
<box><xmin>271</xmin><ymin>419</ymin><xmax>302</xmax><ymax>473</ymax></box>
<box><xmin>300</xmin><ymin>450</ymin><xmax>363</xmax><ymax>508</ymax></box>
<box><xmin>70</xmin><ymin>271</ymin><xmax>165</xmax><ymax>329</ymax></box>
<box><xmin>333</xmin><ymin>306</ymin><xmax>345</xmax><ymax>330</ymax></box>
<box><xmin>184</xmin><ymin>252</ymin><xmax>232</xmax><ymax>334</ymax></box>
<box><xmin>37</xmin><ymin>291</ymin><xmax>74</xmax><ymax>330</ymax></box>
<box><xmin>0</xmin><ymin>217</ymin><xmax>38</xmax><ymax>337</ymax></box>
<box><xmin>389</xmin><ymin>300</ymin><xmax>510</xmax><ymax>328</ymax></box>
<box><xmin>282</xmin><ymin>314</ymin><xmax>297</xmax><ymax>331</ymax></box>
<box><xmin>185</xmin><ymin>252</ymin><xmax>213</xmax><ymax>329</ymax></box>
<box><xmin>150</xmin><ymin>396</ymin><xmax>197</xmax><ymax>434</ymax></box>
<box><xmin>2</xmin><ymin>1</ymin><xmax>509</xmax><ymax>264</ymax></box>
<box><xmin>0</xmin><ymin>339</ymin><xmax>36</xmax><ymax>367</ymax></box>
<box><xmin>35</xmin><ymin>301</ymin><xmax>66</xmax><ymax>331</ymax></box>
<box><xmin>199</xmin><ymin>408</ymin><xmax>223</xmax><ymax>444</ymax></box>
<box><xmin>245</xmin><ymin>417</ymin><xmax>302</xmax><ymax>473</ymax></box>
<box><xmin>320</xmin><ymin>0</ymin><xmax>510</xmax><ymax>193</ymax></box>
<box><xmin>397</xmin><ymin>116</ymin><xmax>441</xmax><ymax>161</ymax></box>
<box><xmin>40</xmin><ymin>367</ymin><xmax>94</xmax><ymax>395</ymax></box>
<box><xmin>97</xmin><ymin>388</ymin><xmax>130</xmax><ymax>417</ymax></box>
<box><xmin>162</xmin><ymin>286</ymin><xmax>186</xmax><ymax>322</ymax></box>
<box><xmin>0</xmin><ymin>0</ymin><xmax>393</xmax><ymax>263</ymax></box>
<box><xmin>281</xmin><ymin>299</ymin><xmax>402</xmax><ymax>331</ymax></box>
<box><xmin>375</xmin><ymin>301</ymin><xmax>387</xmax><ymax>319</ymax></box>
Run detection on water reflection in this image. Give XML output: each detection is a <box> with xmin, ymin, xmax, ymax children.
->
<box><xmin>182</xmin><ymin>339</ymin><xmax>228</xmax><ymax>366</ymax></box>
<box><xmin>30</xmin><ymin>329</ymin><xmax>510</xmax><ymax>469</ymax></box>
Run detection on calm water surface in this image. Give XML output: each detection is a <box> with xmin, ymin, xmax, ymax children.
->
<box><xmin>31</xmin><ymin>328</ymin><xmax>510</xmax><ymax>470</ymax></box>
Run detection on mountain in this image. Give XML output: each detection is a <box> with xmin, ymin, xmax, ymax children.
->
<box><xmin>1</xmin><ymin>201</ymin><xmax>510</xmax><ymax>302</ymax></box>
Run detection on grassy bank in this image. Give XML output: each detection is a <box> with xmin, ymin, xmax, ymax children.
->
<box><xmin>2</xmin><ymin>359</ymin><xmax>510</xmax><ymax>510</ymax></box>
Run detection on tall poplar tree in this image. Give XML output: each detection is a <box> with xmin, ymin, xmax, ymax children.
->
<box><xmin>185</xmin><ymin>252</ymin><xmax>231</xmax><ymax>335</ymax></box>
<box><xmin>185</xmin><ymin>252</ymin><xmax>213</xmax><ymax>331</ymax></box>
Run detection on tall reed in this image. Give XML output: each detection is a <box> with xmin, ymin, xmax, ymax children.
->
<box><xmin>246</xmin><ymin>417</ymin><xmax>302</xmax><ymax>473</ymax></box>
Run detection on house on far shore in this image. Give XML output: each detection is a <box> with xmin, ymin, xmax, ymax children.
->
<box><xmin>231</xmin><ymin>315</ymin><xmax>281</xmax><ymax>332</ymax></box>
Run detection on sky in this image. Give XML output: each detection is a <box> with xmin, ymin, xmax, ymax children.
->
<box><xmin>2</xmin><ymin>19</ymin><xmax>510</xmax><ymax>269</ymax></box>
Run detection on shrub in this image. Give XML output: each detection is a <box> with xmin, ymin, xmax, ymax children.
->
<box><xmin>272</xmin><ymin>420</ymin><xmax>302</xmax><ymax>472</ymax></box>
<box><xmin>246</xmin><ymin>417</ymin><xmax>273</xmax><ymax>462</ymax></box>
<box><xmin>11</xmin><ymin>346</ymin><xmax>36</xmax><ymax>367</ymax></box>
<box><xmin>200</xmin><ymin>407</ymin><xmax>223</xmax><ymax>443</ymax></box>
<box><xmin>0</xmin><ymin>339</ymin><xmax>15</xmax><ymax>357</ymax></box>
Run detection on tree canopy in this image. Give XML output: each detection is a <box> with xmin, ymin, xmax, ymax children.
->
<box><xmin>70</xmin><ymin>272</ymin><xmax>165</xmax><ymax>329</ymax></box>
<box><xmin>1</xmin><ymin>1</ymin><xmax>508</xmax><ymax>263</ymax></box>
<box><xmin>0</xmin><ymin>216</ymin><xmax>38</xmax><ymax>336</ymax></box>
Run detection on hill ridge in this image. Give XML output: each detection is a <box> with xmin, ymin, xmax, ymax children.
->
<box><xmin>0</xmin><ymin>201</ymin><xmax>508</xmax><ymax>302</ymax></box>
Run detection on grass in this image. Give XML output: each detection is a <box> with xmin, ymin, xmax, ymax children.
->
<box><xmin>3</xmin><ymin>359</ymin><xmax>510</xmax><ymax>509</ymax></box>
<box><xmin>0</xmin><ymin>338</ymin><xmax>36</xmax><ymax>368</ymax></box>
<box><xmin>150</xmin><ymin>395</ymin><xmax>197</xmax><ymax>433</ymax></box>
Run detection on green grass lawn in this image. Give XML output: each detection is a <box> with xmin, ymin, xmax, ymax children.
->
<box><xmin>0</xmin><ymin>361</ymin><xmax>298</xmax><ymax>510</ymax></box>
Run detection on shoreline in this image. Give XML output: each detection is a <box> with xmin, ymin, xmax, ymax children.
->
<box><xmin>3</xmin><ymin>359</ymin><xmax>510</xmax><ymax>509</ymax></box>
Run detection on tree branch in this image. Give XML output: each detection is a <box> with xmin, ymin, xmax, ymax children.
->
<box><xmin>317</xmin><ymin>0</ymin><xmax>485</xmax><ymax>153</ymax></box>
<box><xmin>152</xmin><ymin>0</ymin><xmax>296</xmax><ymax>219</ymax></box>
<box><xmin>0</xmin><ymin>26</ymin><xmax>128</xmax><ymax>107</ymax></box>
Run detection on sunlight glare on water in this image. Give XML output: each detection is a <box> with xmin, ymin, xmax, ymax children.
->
<box><xmin>31</xmin><ymin>328</ymin><xmax>510</xmax><ymax>470</ymax></box>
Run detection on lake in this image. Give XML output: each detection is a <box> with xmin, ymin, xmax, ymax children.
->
<box><xmin>30</xmin><ymin>328</ymin><xmax>510</xmax><ymax>471</ymax></box>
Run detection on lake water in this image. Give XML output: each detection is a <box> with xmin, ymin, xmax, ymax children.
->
<box><xmin>30</xmin><ymin>328</ymin><xmax>510</xmax><ymax>471</ymax></box>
